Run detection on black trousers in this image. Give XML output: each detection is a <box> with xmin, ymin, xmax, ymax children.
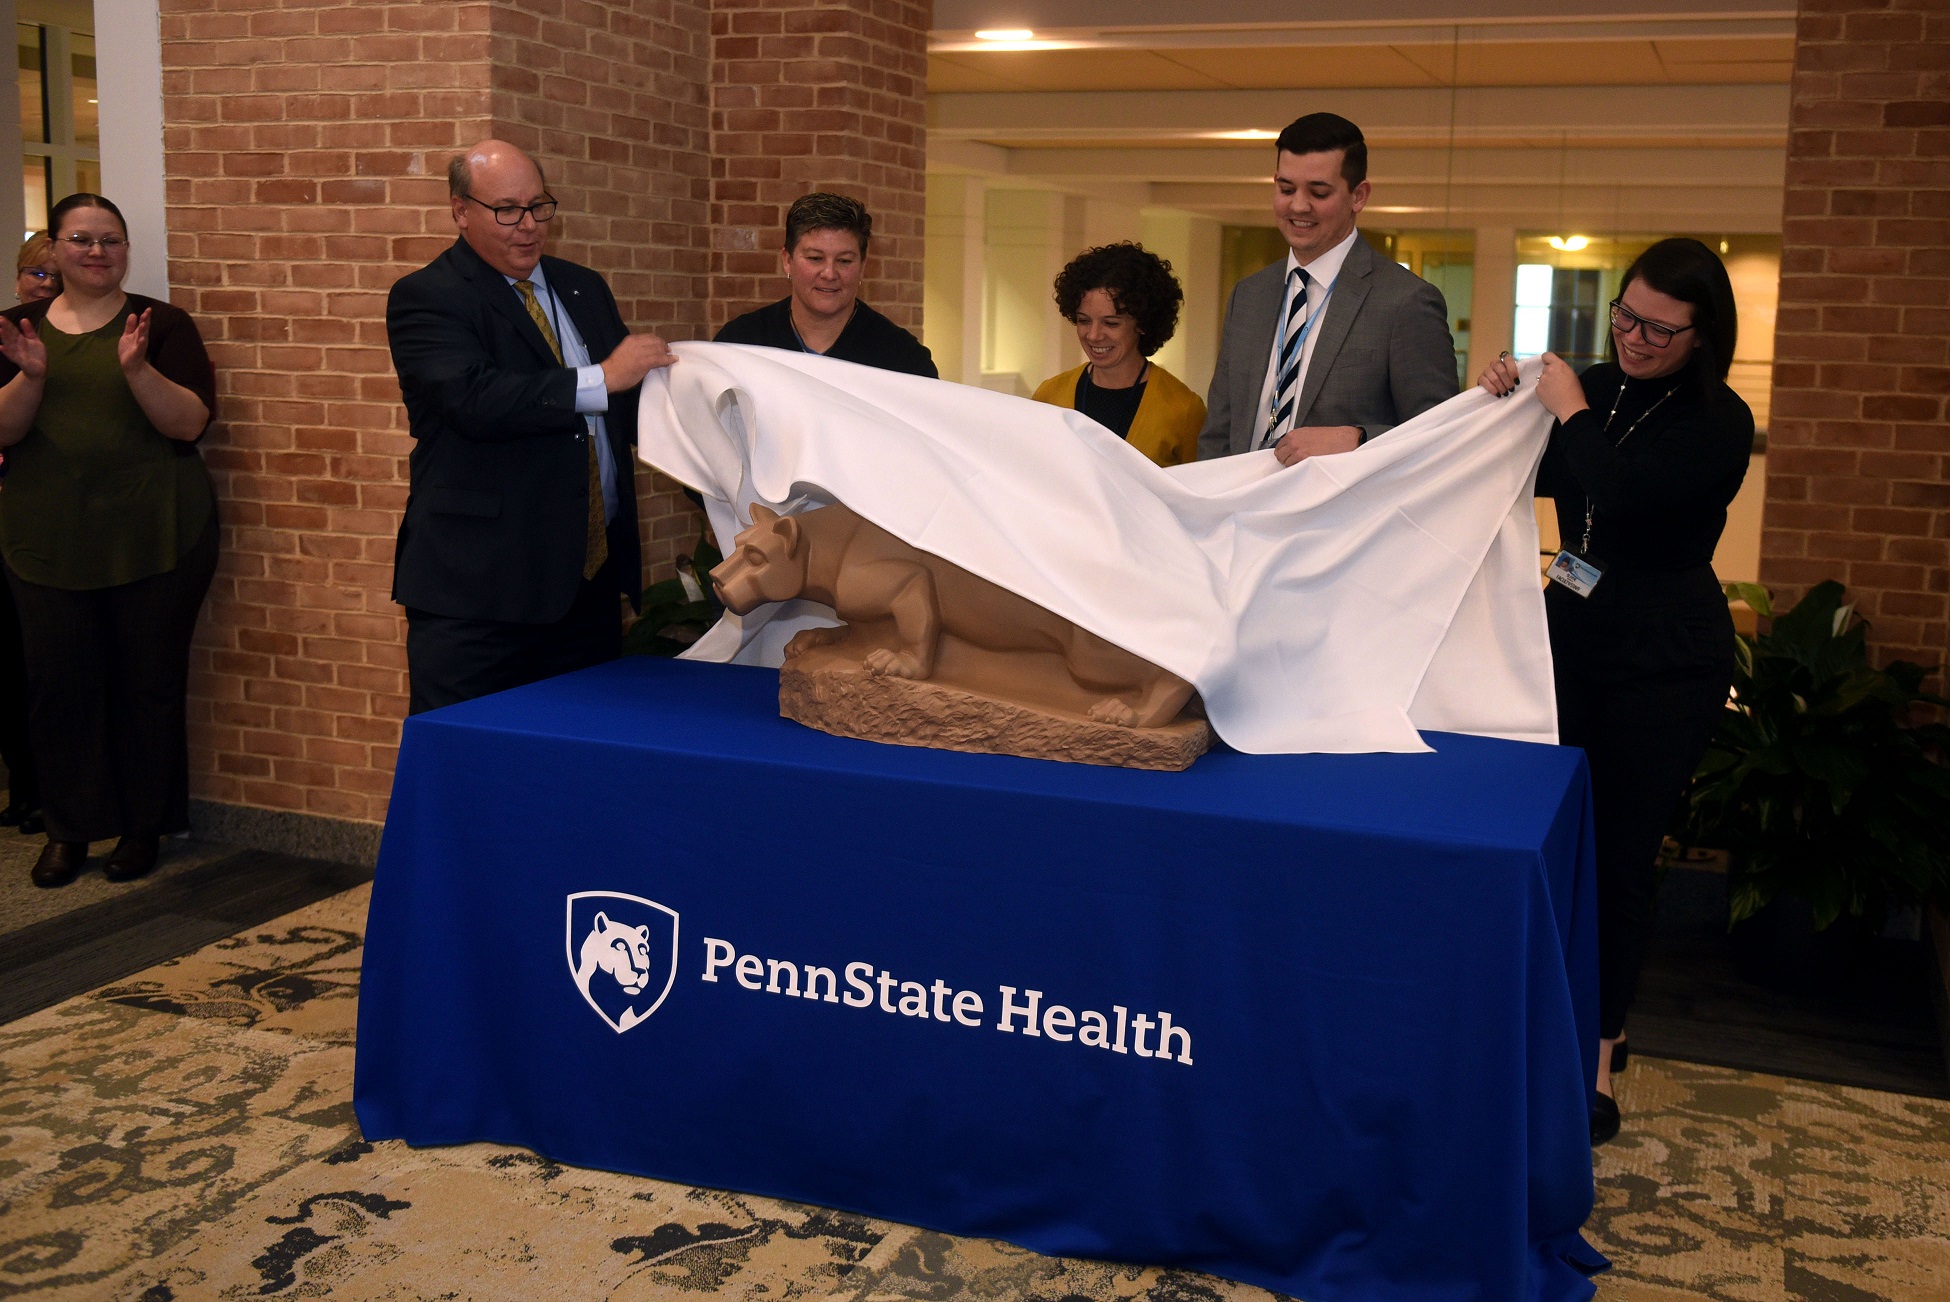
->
<box><xmin>0</xmin><ymin>571</ymin><xmax>38</xmax><ymax>808</ymax></box>
<box><xmin>406</xmin><ymin>560</ymin><xmax>627</xmax><ymax>716</ymax></box>
<box><xmin>1548</xmin><ymin>567</ymin><xmax>1734</xmax><ymax>1040</ymax></box>
<box><xmin>4</xmin><ymin>518</ymin><xmax>219</xmax><ymax>843</ymax></box>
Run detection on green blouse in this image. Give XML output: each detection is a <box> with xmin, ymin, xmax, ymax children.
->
<box><xmin>0</xmin><ymin>299</ymin><xmax>216</xmax><ymax>590</ymax></box>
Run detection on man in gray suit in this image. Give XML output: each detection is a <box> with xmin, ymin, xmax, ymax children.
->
<box><xmin>1198</xmin><ymin>113</ymin><xmax>1458</xmax><ymax>467</ymax></box>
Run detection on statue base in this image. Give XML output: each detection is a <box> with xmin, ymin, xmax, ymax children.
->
<box><xmin>779</xmin><ymin>658</ymin><xmax>1211</xmax><ymax>771</ymax></box>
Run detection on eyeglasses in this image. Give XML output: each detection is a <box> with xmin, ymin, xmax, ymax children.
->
<box><xmin>462</xmin><ymin>194</ymin><xmax>559</xmax><ymax>226</ymax></box>
<box><xmin>59</xmin><ymin>234</ymin><xmax>128</xmax><ymax>251</ymax></box>
<box><xmin>18</xmin><ymin>269</ymin><xmax>56</xmax><ymax>282</ymax></box>
<box><xmin>1609</xmin><ymin>299</ymin><xmax>1695</xmax><ymax>348</ymax></box>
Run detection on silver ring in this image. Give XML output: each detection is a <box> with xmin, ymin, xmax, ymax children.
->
<box><xmin>1498</xmin><ymin>350</ymin><xmax>1509</xmax><ymax>361</ymax></box>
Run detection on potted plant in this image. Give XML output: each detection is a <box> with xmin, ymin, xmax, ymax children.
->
<box><xmin>1678</xmin><ymin>580</ymin><xmax>1950</xmax><ymax>988</ymax></box>
<box><xmin>622</xmin><ymin>532</ymin><xmax>725</xmax><ymax>657</ymax></box>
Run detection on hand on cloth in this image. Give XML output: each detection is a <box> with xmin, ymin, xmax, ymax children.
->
<box><xmin>1479</xmin><ymin>351</ymin><xmax>1589</xmax><ymax>423</ymax></box>
<box><xmin>1273</xmin><ymin>424</ymin><xmax>1362</xmax><ymax>466</ymax></box>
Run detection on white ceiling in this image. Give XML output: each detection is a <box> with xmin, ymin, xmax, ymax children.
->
<box><xmin>926</xmin><ymin>2</ymin><xmax>1795</xmax><ymax>232</ymax></box>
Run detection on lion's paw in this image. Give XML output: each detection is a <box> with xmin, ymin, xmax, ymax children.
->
<box><xmin>1089</xmin><ymin>698</ymin><xmax>1137</xmax><ymax>727</ymax></box>
<box><xmin>865</xmin><ymin>648</ymin><xmax>924</xmax><ymax>679</ymax></box>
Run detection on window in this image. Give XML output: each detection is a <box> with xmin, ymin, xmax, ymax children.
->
<box><xmin>19</xmin><ymin>20</ymin><xmax>98</xmax><ymax>238</ymax></box>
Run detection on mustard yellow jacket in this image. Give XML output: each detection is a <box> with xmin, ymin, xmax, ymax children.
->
<box><xmin>1032</xmin><ymin>362</ymin><xmax>1207</xmax><ymax>468</ymax></box>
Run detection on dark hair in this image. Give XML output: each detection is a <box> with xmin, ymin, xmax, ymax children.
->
<box><xmin>784</xmin><ymin>192</ymin><xmax>871</xmax><ymax>256</ymax></box>
<box><xmin>1275</xmin><ymin>112</ymin><xmax>1367</xmax><ymax>189</ymax></box>
<box><xmin>49</xmin><ymin>193</ymin><xmax>128</xmax><ymax>240</ymax></box>
<box><xmin>1615</xmin><ymin>237</ymin><xmax>1738</xmax><ymax>384</ymax></box>
<box><xmin>447</xmin><ymin>150</ymin><xmax>549</xmax><ymax>199</ymax></box>
<box><xmin>1052</xmin><ymin>242</ymin><xmax>1184</xmax><ymax>357</ymax></box>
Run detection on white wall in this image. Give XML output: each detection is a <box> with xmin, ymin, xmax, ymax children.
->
<box><xmin>93</xmin><ymin>0</ymin><xmax>168</xmax><ymax>297</ymax></box>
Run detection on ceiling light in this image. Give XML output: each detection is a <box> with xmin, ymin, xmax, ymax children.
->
<box><xmin>975</xmin><ymin>29</ymin><xmax>1034</xmax><ymax>41</ymax></box>
<box><xmin>1547</xmin><ymin>235</ymin><xmax>1589</xmax><ymax>252</ymax></box>
<box><xmin>1209</xmin><ymin>130</ymin><xmax>1278</xmax><ymax>141</ymax></box>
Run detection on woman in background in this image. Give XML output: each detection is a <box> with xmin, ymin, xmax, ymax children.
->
<box><xmin>1034</xmin><ymin>243</ymin><xmax>1205</xmax><ymax>467</ymax></box>
<box><xmin>1480</xmin><ymin>237</ymin><xmax>1752</xmax><ymax>1146</ymax></box>
<box><xmin>16</xmin><ymin>233</ymin><xmax>60</xmax><ymax>305</ymax></box>
<box><xmin>0</xmin><ymin>234</ymin><xmax>58</xmax><ymax>833</ymax></box>
<box><xmin>0</xmin><ymin>194</ymin><xmax>219</xmax><ymax>888</ymax></box>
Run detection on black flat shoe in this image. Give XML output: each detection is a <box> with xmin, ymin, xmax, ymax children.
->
<box><xmin>1611</xmin><ymin>1040</ymin><xmax>1629</xmax><ymax>1073</ymax></box>
<box><xmin>16</xmin><ymin>809</ymin><xmax>44</xmax><ymax>835</ymax></box>
<box><xmin>102</xmin><ymin>834</ymin><xmax>161</xmax><ymax>883</ymax></box>
<box><xmin>1591</xmin><ymin>1091</ymin><xmax>1621</xmax><ymax>1146</ymax></box>
<box><xmin>31</xmin><ymin>839</ymin><xmax>87</xmax><ymax>888</ymax></box>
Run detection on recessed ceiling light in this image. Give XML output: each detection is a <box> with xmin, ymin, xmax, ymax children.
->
<box><xmin>975</xmin><ymin>29</ymin><xmax>1034</xmax><ymax>41</ymax></box>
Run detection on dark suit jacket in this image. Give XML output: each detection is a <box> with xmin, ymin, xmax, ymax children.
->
<box><xmin>387</xmin><ymin>237</ymin><xmax>641</xmax><ymax>624</ymax></box>
<box><xmin>1198</xmin><ymin>235</ymin><xmax>1459</xmax><ymax>460</ymax></box>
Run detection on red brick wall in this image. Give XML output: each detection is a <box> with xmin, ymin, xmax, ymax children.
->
<box><xmin>160</xmin><ymin>0</ymin><xmax>930</xmax><ymax>833</ymax></box>
<box><xmin>709</xmin><ymin>0</ymin><xmax>930</xmax><ymax>333</ymax></box>
<box><xmin>1761</xmin><ymin>0</ymin><xmax>1950</xmax><ymax>671</ymax></box>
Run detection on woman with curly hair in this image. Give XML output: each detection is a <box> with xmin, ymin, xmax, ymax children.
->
<box><xmin>1033</xmin><ymin>242</ymin><xmax>1205</xmax><ymax>466</ymax></box>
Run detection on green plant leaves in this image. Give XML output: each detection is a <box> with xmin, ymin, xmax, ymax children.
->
<box><xmin>1678</xmin><ymin>579</ymin><xmax>1950</xmax><ymax>931</ymax></box>
<box><xmin>622</xmin><ymin>532</ymin><xmax>726</xmax><ymax>658</ymax></box>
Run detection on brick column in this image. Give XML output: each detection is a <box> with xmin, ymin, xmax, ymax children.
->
<box><xmin>1760</xmin><ymin>0</ymin><xmax>1950</xmax><ymax>672</ymax></box>
<box><xmin>708</xmin><ymin>0</ymin><xmax>930</xmax><ymax>334</ymax></box>
<box><xmin>157</xmin><ymin>0</ymin><xmax>937</xmax><ymax>841</ymax></box>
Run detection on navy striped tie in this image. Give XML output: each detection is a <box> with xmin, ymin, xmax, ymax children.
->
<box><xmin>1268</xmin><ymin>266</ymin><xmax>1312</xmax><ymax>442</ymax></box>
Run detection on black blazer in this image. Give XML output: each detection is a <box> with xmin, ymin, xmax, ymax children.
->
<box><xmin>387</xmin><ymin>238</ymin><xmax>641</xmax><ymax>624</ymax></box>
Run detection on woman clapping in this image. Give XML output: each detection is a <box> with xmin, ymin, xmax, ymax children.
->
<box><xmin>0</xmin><ymin>194</ymin><xmax>220</xmax><ymax>888</ymax></box>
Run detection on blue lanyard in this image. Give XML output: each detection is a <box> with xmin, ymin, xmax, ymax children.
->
<box><xmin>1262</xmin><ymin>276</ymin><xmax>1337</xmax><ymax>444</ymax></box>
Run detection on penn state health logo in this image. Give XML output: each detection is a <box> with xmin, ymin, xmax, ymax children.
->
<box><xmin>565</xmin><ymin>891</ymin><xmax>679</xmax><ymax>1033</ymax></box>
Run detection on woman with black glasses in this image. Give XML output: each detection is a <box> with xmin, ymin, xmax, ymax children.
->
<box><xmin>1479</xmin><ymin>237</ymin><xmax>1753</xmax><ymax>1146</ymax></box>
<box><xmin>0</xmin><ymin>193</ymin><xmax>219</xmax><ymax>888</ymax></box>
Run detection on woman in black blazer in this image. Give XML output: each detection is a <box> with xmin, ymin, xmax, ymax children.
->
<box><xmin>1481</xmin><ymin>237</ymin><xmax>1752</xmax><ymax>1146</ymax></box>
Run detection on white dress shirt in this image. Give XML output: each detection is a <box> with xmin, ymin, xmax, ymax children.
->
<box><xmin>1255</xmin><ymin>226</ymin><xmax>1362</xmax><ymax>448</ymax></box>
<box><xmin>504</xmin><ymin>264</ymin><xmax>619</xmax><ymax>519</ymax></box>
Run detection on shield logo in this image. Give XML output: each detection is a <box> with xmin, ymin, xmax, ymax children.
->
<box><xmin>566</xmin><ymin>891</ymin><xmax>679</xmax><ymax>1033</ymax></box>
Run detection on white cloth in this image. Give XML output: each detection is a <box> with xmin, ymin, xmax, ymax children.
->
<box><xmin>637</xmin><ymin>343</ymin><xmax>1557</xmax><ymax>755</ymax></box>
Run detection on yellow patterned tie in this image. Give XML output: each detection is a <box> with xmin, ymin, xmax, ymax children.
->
<box><xmin>515</xmin><ymin>279</ymin><xmax>607</xmax><ymax>580</ymax></box>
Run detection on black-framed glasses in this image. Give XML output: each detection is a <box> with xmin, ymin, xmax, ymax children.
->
<box><xmin>19</xmin><ymin>269</ymin><xmax>56</xmax><ymax>282</ymax></box>
<box><xmin>1609</xmin><ymin>299</ymin><xmax>1694</xmax><ymax>348</ymax></box>
<box><xmin>462</xmin><ymin>194</ymin><xmax>559</xmax><ymax>226</ymax></box>
<box><xmin>59</xmin><ymin>234</ymin><xmax>127</xmax><ymax>251</ymax></box>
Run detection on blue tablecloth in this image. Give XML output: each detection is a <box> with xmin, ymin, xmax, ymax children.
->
<box><xmin>355</xmin><ymin>657</ymin><xmax>1603</xmax><ymax>1300</ymax></box>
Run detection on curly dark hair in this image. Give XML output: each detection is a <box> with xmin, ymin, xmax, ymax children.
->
<box><xmin>1052</xmin><ymin>242</ymin><xmax>1184</xmax><ymax>357</ymax></box>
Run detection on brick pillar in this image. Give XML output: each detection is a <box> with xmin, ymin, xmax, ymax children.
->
<box><xmin>1761</xmin><ymin>0</ymin><xmax>1950</xmax><ymax>672</ymax></box>
<box><xmin>708</xmin><ymin>0</ymin><xmax>931</xmax><ymax>334</ymax></box>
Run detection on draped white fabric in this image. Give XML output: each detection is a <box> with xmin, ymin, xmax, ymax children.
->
<box><xmin>638</xmin><ymin>343</ymin><xmax>1557</xmax><ymax>755</ymax></box>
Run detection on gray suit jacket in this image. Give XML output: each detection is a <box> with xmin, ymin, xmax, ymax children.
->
<box><xmin>1197</xmin><ymin>236</ymin><xmax>1459</xmax><ymax>459</ymax></box>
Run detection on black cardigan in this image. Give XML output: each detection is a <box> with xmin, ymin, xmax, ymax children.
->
<box><xmin>1537</xmin><ymin>360</ymin><xmax>1754</xmax><ymax>573</ymax></box>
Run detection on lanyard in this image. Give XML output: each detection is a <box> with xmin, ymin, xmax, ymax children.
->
<box><xmin>1259</xmin><ymin>277</ymin><xmax>1337</xmax><ymax>447</ymax></box>
<box><xmin>1580</xmin><ymin>378</ymin><xmax>1679</xmax><ymax>555</ymax></box>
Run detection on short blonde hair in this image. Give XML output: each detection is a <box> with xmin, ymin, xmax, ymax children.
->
<box><xmin>16</xmin><ymin>231</ymin><xmax>51</xmax><ymax>273</ymax></box>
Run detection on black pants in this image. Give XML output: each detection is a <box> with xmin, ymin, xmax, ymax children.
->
<box><xmin>5</xmin><ymin>518</ymin><xmax>220</xmax><ymax>843</ymax></box>
<box><xmin>406</xmin><ymin>565</ymin><xmax>626</xmax><ymax>715</ymax></box>
<box><xmin>1548</xmin><ymin>567</ymin><xmax>1734</xmax><ymax>1040</ymax></box>
<box><xmin>0</xmin><ymin>572</ymin><xmax>38</xmax><ymax>809</ymax></box>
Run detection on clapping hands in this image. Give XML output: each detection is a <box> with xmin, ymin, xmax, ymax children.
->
<box><xmin>118</xmin><ymin>308</ymin><xmax>152</xmax><ymax>377</ymax></box>
<box><xmin>0</xmin><ymin>316</ymin><xmax>47</xmax><ymax>382</ymax></box>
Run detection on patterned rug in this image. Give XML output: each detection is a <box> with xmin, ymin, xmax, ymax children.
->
<box><xmin>3</xmin><ymin>885</ymin><xmax>1948</xmax><ymax>1300</ymax></box>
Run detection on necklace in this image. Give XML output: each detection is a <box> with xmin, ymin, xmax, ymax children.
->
<box><xmin>1580</xmin><ymin>377</ymin><xmax>1680</xmax><ymax>555</ymax></box>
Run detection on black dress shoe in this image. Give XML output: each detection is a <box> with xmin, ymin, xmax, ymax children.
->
<box><xmin>1591</xmin><ymin>1091</ymin><xmax>1621</xmax><ymax>1146</ymax></box>
<box><xmin>0</xmin><ymin>800</ymin><xmax>31</xmax><ymax>827</ymax></box>
<box><xmin>102</xmin><ymin>834</ymin><xmax>161</xmax><ymax>883</ymax></box>
<box><xmin>1611</xmin><ymin>1040</ymin><xmax>1629</xmax><ymax>1073</ymax></box>
<box><xmin>31</xmin><ymin>839</ymin><xmax>87</xmax><ymax>888</ymax></box>
<box><xmin>16</xmin><ymin>809</ymin><xmax>44</xmax><ymax>835</ymax></box>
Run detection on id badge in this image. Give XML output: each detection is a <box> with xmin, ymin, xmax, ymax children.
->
<box><xmin>1547</xmin><ymin>550</ymin><xmax>1606</xmax><ymax>597</ymax></box>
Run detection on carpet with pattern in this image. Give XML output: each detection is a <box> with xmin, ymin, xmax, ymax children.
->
<box><xmin>2</xmin><ymin>885</ymin><xmax>1947</xmax><ymax>1300</ymax></box>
